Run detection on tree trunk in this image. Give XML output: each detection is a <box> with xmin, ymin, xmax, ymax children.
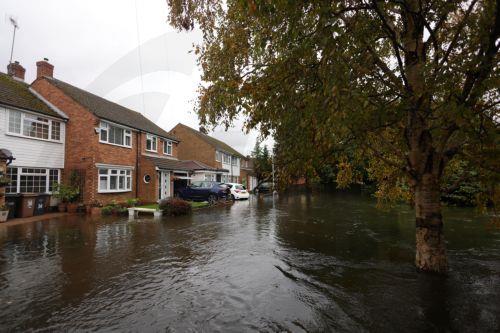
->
<box><xmin>414</xmin><ymin>173</ymin><xmax>448</xmax><ymax>274</ymax></box>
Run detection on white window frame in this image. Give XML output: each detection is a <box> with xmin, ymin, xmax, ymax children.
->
<box><xmin>222</xmin><ymin>153</ymin><xmax>231</xmax><ymax>164</ymax></box>
<box><xmin>163</xmin><ymin>140</ymin><xmax>173</xmax><ymax>156</ymax></box>
<box><xmin>231</xmin><ymin>156</ymin><xmax>239</xmax><ymax>166</ymax></box>
<box><xmin>7</xmin><ymin>109</ymin><xmax>62</xmax><ymax>143</ymax></box>
<box><xmin>98</xmin><ymin>167</ymin><xmax>132</xmax><ymax>193</ymax></box>
<box><xmin>99</xmin><ymin>121</ymin><xmax>132</xmax><ymax>148</ymax></box>
<box><xmin>215</xmin><ymin>151</ymin><xmax>221</xmax><ymax>162</ymax></box>
<box><xmin>5</xmin><ymin>167</ymin><xmax>60</xmax><ymax>194</ymax></box>
<box><xmin>146</xmin><ymin>134</ymin><xmax>157</xmax><ymax>152</ymax></box>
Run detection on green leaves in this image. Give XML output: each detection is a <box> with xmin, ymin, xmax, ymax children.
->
<box><xmin>168</xmin><ymin>0</ymin><xmax>499</xmax><ymax>204</ymax></box>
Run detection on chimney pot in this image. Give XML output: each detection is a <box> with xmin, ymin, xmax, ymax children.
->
<box><xmin>36</xmin><ymin>59</ymin><xmax>54</xmax><ymax>79</ymax></box>
<box><xmin>7</xmin><ymin>61</ymin><xmax>26</xmax><ymax>81</ymax></box>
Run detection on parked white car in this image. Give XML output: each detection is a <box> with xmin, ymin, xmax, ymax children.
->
<box><xmin>225</xmin><ymin>183</ymin><xmax>250</xmax><ymax>200</ymax></box>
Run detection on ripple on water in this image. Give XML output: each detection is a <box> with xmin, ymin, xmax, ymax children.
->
<box><xmin>0</xmin><ymin>193</ymin><xmax>498</xmax><ymax>331</ymax></box>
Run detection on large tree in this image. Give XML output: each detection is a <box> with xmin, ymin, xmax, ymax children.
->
<box><xmin>167</xmin><ymin>0</ymin><xmax>500</xmax><ymax>273</ymax></box>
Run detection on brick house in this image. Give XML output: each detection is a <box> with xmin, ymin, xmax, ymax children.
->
<box><xmin>0</xmin><ymin>61</ymin><xmax>67</xmax><ymax>211</ymax></box>
<box><xmin>240</xmin><ymin>157</ymin><xmax>257</xmax><ymax>190</ymax></box>
<box><xmin>30</xmin><ymin>59</ymin><xmax>184</xmax><ymax>205</ymax></box>
<box><xmin>170</xmin><ymin>123</ymin><xmax>246</xmax><ymax>183</ymax></box>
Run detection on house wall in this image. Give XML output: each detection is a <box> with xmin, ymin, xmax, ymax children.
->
<box><xmin>32</xmin><ymin>79</ymin><xmax>137</xmax><ymax>205</ymax></box>
<box><xmin>140</xmin><ymin>132</ymin><xmax>179</xmax><ymax>159</ymax></box>
<box><xmin>223</xmin><ymin>160</ymin><xmax>240</xmax><ymax>178</ymax></box>
<box><xmin>32</xmin><ymin>79</ymin><xmax>180</xmax><ymax>206</ymax></box>
<box><xmin>137</xmin><ymin>157</ymin><xmax>159</xmax><ymax>203</ymax></box>
<box><xmin>170</xmin><ymin>124</ymin><xmax>217</xmax><ymax>167</ymax></box>
<box><xmin>0</xmin><ymin>105</ymin><xmax>65</xmax><ymax>169</ymax></box>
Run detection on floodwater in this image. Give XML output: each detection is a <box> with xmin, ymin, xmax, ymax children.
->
<box><xmin>0</xmin><ymin>191</ymin><xmax>499</xmax><ymax>332</ymax></box>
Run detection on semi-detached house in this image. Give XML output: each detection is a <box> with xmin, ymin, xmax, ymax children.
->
<box><xmin>170</xmin><ymin>123</ymin><xmax>246</xmax><ymax>183</ymax></box>
<box><xmin>0</xmin><ymin>61</ymin><xmax>67</xmax><ymax>207</ymax></box>
<box><xmin>30</xmin><ymin>59</ymin><xmax>184</xmax><ymax>205</ymax></box>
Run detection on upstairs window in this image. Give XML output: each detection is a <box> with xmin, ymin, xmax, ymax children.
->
<box><xmin>215</xmin><ymin>151</ymin><xmax>221</xmax><ymax>162</ymax></box>
<box><xmin>222</xmin><ymin>153</ymin><xmax>231</xmax><ymax>164</ymax></box>
<box><xmin>231</xmin><ymin>157</ymin><xmax>238</xmax><ymax>166</ymax></box>
<box><xmin>163</xmin><ymin>140</ymin><xmax>173</xmax><ymax>156</ymax></box>
<box><xmin>51</xmin><ymin>122</ymin><xmax>61</xmax><ymax>141</ymax></box>
<box><xmin>8</xmin><ymin>110</ymin><xmax>61</xmax><ymax>142</ymax></box>
<box><xmin>146</xmin><ymin>134</ymin><xmax>157</xmax><ymax>152</ymax></box>
<box><xmin>99</xmin><ymin>121</ymin><xmax>131</xmax><ymax>147</ymax></box>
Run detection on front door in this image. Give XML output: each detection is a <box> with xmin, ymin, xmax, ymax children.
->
<box><xmin>159</xmin><ymin>171</ymin><xmax>171</xmax><ymax>200</ymax></box>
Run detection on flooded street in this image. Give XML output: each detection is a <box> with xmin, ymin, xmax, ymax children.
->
<box><xmin>0</xmin><ymin>191</ymin><xmax>499</xmax><ymax>332</ymax></box>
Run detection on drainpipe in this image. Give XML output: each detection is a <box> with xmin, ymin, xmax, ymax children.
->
<box><xmin>135</xmin><ymin>131</ymin><xmax>140</xmax><ymax>198</ymax></box>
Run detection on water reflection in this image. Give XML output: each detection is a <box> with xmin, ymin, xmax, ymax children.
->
<box><xmin>0</xmin><ymin>192</ymin><xmax>498</xmax><ymax>331</ymax></box>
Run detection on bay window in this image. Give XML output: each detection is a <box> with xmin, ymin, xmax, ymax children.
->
<box><xmin>146</xmin><ymin>134</ymin><xmax>157</xmax><ymax>152</ymax></box>
<box><xmin>98</xmin><ymin>168</ymin><xmax>132</xmax><ymax>193</ymax></box>
<box><xmin>163</xmin><ymin>140</ymin><xmax>173</xmax><ymax>156</ymax></box>
<box><xmin>8</xmin><ymin>110</ymin><xmax>61</xmax><ymax>142</ymax></box>
<box><xmin>99</xmin><ymin>121</ymin><xmax>132</xmax><ymax>147</ymax></box>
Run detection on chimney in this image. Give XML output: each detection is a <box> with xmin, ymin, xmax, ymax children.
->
<box><xmin>36</xmin><ymin>58</ymin><xmax>54</xmax><ymax>79</ymax></box>
<box><xmin>7</xmin><ymin>61</ymin><xmax>26</xmax><ymax>81</ymax></box>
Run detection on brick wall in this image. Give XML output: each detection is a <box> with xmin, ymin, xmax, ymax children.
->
<box><xmin>32</xmin><ymin>78</ymin><xmax>137</xmax><ymax>205</ymax></box>
<box><xmin>137</xmin><ymin>157</ymin><xmax>158</xmax><ymax>203</ymax></box>
<box><xmin>139</xmin><ymin>132</ymin><xmax>179</xmax><ymax>159</ymax></box>
<box><xmin>170</xmin><ymin>124</ymin><xmax>216</xmax><ymax>167</ymax></box>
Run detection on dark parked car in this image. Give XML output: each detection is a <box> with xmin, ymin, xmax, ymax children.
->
<box><xmin>255</xmin><ymin>182</ymin><xmax>273</xmax><ymax>193</ymax></box>
<box><xmin>178</xmin><ymin>181</ymin><xmax>229</xmax><ymax>204</ymax></box>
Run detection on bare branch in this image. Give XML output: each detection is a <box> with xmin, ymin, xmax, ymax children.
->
<box><xmin>436</xmin><ymin>0</ymin><xmax>479</xmax><ymax>73</ymax></box>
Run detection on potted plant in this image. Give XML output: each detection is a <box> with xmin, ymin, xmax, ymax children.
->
<box><xmin>66</xmin><ymin>186</ymin><xmax>80</xmax><ymax>213</ymax></box>
<box><xmin>0</xmin><ymin>175</ymin><xmax>10</xmax><ymax>187</ymax></box>
<box><xmin>0</xmin><ymin>204</ymin><xmax>8</xmax><ymax>222</ymax></box>
<box><xmin>53</xmin><ymin>183</ymin><xmax>80</xmax><ymax>213</ymax></box>
<box><xmin>89</xmin><ymin>200</ymin><xmax>102</xmax><ymax>215</ymax></box>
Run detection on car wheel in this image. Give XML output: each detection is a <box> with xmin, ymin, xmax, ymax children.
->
<box><xmin>208</xmin><ymin>194</ymin><xmax>217</xmax><ymax>205</ymax></box>
<box><xmin>230</xmin><ymin>194</ymin><xmax>236</xmax><ymax>201</ymax></box>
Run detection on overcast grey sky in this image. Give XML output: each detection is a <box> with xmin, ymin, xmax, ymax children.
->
<box><xmin>1</xmin><ymin>0</ymin><xmax>268</xmax><ymax>155</ymax></box>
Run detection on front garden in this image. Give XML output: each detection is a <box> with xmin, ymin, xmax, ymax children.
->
<box><xmin>98</xmin><ymin>198</ymin><xmax>211</xmax><ymax>217</ymax></box>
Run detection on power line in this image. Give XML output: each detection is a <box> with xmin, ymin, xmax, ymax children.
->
<box><xmin>134</xmin><ymin>0</ymin><xmax>146</xmax><ymax>115</ymax></box>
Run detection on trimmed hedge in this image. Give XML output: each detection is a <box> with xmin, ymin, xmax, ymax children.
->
<box><xmin>159</xmin><ymin>198</ymin><xmax>192</xmax><ymax>216</ymax></box>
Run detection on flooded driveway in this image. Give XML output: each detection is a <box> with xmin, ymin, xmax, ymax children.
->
<box><xmin>0</xmin><ymin>192</ymin><xmax>499</xmax><ymax>331</ymax></box>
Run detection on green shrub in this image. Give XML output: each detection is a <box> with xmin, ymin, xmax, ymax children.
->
<box><xmin>0</xmin><ymin>175</ymin><xmax>11</xmax><ymax>187</ymax></box>
<box><xmin>159</xmin><ymin>198</ymin><xmax>192</xmax><ymax>216</ymax></box>
<box><xmin>101</xmin><ymin>203</ymin><xmax>129</xmax><ymax>216</ymax></box>
<box><xmin>53</xmin><ymin>182</ymin><xmax>80</xmax><ymax>203</ymax></box>
<box><xmin>101</xmin><ymin>206</ymin><xmax>114</xmax><ymax>215</ymax></box>
<box><xmin>126</xmin><ymin>198</ymin><xmax>141</xmax><ymax>207</ymax></box>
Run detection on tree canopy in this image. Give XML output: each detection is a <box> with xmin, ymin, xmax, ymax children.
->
<box><xmin>250</xmin><ymin>141</ymin><xmax>273</xmax><ymax>187</ymax></box>
<box><xmin>167</xmin><ymin>0</ymin><xmax>499</xmax><ymax>273</ymax></box>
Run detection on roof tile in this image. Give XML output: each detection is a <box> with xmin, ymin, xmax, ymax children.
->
<box><xmin>174</xmin><ymin>123</ymin><xmax>245</xmax><ymax>158</ymax></box>
<box><xmin>45</xmin><ymin>77</ymin><xmax>178</xmax><ymax>140</ymax></box>
<box><xmin>0</xmin><ymin>72</ymin><xmax>62</xmax><ymax>118</ymax></box>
